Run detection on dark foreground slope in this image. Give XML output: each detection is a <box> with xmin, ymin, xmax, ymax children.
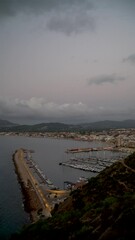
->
<box><xmin>11</xmin><ymin>153</ymin><xmax>135</xmax><ymax>240</ymax></box>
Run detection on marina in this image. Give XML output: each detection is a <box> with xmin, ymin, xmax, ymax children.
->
<box><xmin>60</xmin><ymin>149</ymin><xmax>128</xmax><ymax>173</ymax></box>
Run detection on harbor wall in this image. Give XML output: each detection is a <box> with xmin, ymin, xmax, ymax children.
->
<box><xmin>12</xmin><ymin>149</ymin><xmax>45</xmax><ymax>222</ymax></box>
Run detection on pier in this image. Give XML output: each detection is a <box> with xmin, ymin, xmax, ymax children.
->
<box><xmin>65</xmin><ymin>146</ymin><xmax>114</xmax><ymax>153</ymax></box>
<box><xmin>13</xmin><ymin>149</ymin><xmax>69</xmax><ymax>222</ymax></box>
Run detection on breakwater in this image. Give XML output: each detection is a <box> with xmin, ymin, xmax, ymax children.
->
<box><xmin>12</xmin><ymin>148</ymin><xmax>69</xmax><ymax>222</ymax></box>
<box><xmin>13</xmin><ymin>149</ymin><xmax>52</xmax><ymax>222</ymax></box>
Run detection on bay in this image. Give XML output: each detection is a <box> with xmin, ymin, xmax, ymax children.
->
<box><xmin>0</xmin><ymin>135</ymin><xmax>115</xmax><ymax>239</ymax></box>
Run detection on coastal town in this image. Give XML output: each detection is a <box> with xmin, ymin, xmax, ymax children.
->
<box><xmin>1</xmin><ymin>128</ymin><xmax>135</xmax><ymax>151</ymax></box>
<box><xmin>1</xmin><ymin>128</ymin><xmax>135</xmax><ymax>177</ymax></box>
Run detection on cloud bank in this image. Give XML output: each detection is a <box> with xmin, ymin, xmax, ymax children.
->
<box><xmin>0</xmin><ymin>97</ymin><xmax>92</xmax><ymax>123</ymax></box>
<box><xmin>88</xmin><ymin>74</ymin><xmax>125</xmax><ymax>85</ymax></box>
<box><xmin>0</xmin><ymin>97</ymin><xmax>135</xmax><ymax>124</ymax></box>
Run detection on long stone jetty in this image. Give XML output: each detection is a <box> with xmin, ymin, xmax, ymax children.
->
<box><xmin>13</xmin><ymin>148</ymin><xmax>69</xmax><ymax>222</ymax></box>
<box><xmin>13</xmin><ymin>149</ymin><xmax>52</xmax><ymax>222</ymax></box>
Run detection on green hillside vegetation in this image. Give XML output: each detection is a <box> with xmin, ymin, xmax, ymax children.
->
<box><xmin>11</xmin><ymin>153</ymin><xmax>135</xmax><ymax>240</ymax></box>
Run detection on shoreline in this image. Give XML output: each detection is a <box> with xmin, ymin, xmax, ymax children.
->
<box><xmin>1</xmin><ymin>131</ymin><xmax>135</xmax><ymax>154</ymax></box>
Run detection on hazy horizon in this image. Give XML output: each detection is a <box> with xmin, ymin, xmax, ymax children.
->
<box><xmin>1</xmin><ymin>117</ymin><xmax>135</xmax><ymax>126</ymax></box>
<box><xmin>0</xmin><ymin>0</ymin><xmax>135</xmax><ymax>124</ymax></box>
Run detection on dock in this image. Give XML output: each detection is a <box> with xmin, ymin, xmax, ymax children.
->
<box><xmin>59</xmin><ymin>155</ymin><xmax>127</xmax><ymax>173</ymax></box>
<box><xmin>13</xmin><ymin>148</ymin><xmax>69</xmax><ymax>222</ymax></box>
<box><xmin>65</xmin><ymin>146</ymin><xmax>114</xmax><ymax>153</ymax></box>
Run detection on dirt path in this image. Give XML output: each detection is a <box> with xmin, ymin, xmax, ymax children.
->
<box><xmin>120</xmin><ymin>159</ymin><xmax>135</xmax><ymax>173</ymax></box>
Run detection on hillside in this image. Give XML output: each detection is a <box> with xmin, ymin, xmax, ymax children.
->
<box><xmin>1</xmin><ymin>119</ymin><xmax>135</xmax><ymax>132</ymax></box>
<box><xmin>11</xmin><ymin>152</ymin><xmax>135</xmax><ymax>240</ymax></box>
<box><xmin>78</xmin><ymin>119</ymin><xmax>135</xmax><ymax>130</ymax></box>
<box><xmin>0</xmin><ymin>119</ymin><xmax>18</xmax><ymax>129</ymax></box>
<box><xmin>9</xmin><ymin>122</ymin><xmax>74</xmax><ymax>132</ymax></box>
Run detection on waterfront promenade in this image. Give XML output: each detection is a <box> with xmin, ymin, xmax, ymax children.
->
<box><xmin>13</xmin><ymin>149</ymin><xmax>69</xmax><ymax>222</ymax></box>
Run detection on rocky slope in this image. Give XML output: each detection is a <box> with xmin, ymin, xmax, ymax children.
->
<box><xmin>11</xmin><ymin>153</ymin><xmax>135</xmax><ymax>240</ymax></box>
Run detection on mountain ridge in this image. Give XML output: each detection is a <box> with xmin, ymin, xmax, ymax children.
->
<box><xmin>1</xmin><ymin>118</ymin><xmax>135</xmax><ymax>131</ymax></box>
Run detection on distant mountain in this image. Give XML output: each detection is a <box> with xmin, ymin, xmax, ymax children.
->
<box><xmin>31</xmin><ymin>122</ymin><xmax>73</xmax><ymax>131</ymax></box>
<box><xmin>1</xmin><ymin>119</ymin><xmax>135</xmax><ymax>132</ymax></box>
<box><xmin>78</xmin><ymin>119</ymin><xmax>135</xmax><ymax>130</ymax></box>
<box><xmin>0</xmin><ymin>119</ymin><xmax>19</xmax><ymax>129</ymax></box>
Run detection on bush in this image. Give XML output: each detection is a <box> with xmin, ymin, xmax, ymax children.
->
<box><xmin>102</xmin><ymin>196</ymin><xmax>118</xmax><ymax>208</ymax></box>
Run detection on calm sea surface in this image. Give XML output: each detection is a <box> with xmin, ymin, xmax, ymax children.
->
<box><xmin>0</xmin><ymin>135</ymin><xmax>116</xmax><ymax>239</ymax></box>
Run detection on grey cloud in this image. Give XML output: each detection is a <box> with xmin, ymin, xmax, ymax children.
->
<box><xmin>0</xmin><ymin>97</ymin><xmax>93</xmax><ymax>123</ymax></box>
<box><xmin>95</xmin><ymin>107</ymin><xmax>135</xmax><ymax>121</ymax></box>
<box><xmin>123</xmin><ymin>54</ymin><xmax>135</xmax><ymax>64</ymax></box>
<box><xmin>88</xmin><ymin>74</ymin><xmax>125</xmax><ymax>85</ymax></box>
<box><xmin>0</xmin><ymin>0</ymin><xmax>95</xmax><ymax>34</ymax></box>
<box><xmin>1</xmin><ymin>0</ymin><xmax>135</xmax><ymax>18</ymax></box>
<box><xmin>46</xmin><ymin>10</ymin><xmax>95</xmax><ymax>35</ymax></box>
<box><xmin>0</xmin><ymin>0</ymin><xmax>94</xmax><ymax>17</ymax></box>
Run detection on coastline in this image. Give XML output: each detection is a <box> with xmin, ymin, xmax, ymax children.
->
<box><xmin>1</xmin><ymin>131</ymin><xmax>135</xmax><ymax>154</ymax></box>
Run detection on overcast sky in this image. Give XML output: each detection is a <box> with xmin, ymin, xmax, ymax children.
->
<box><xmin>0</xmin><ymin>0</ymin><xmax>135</xmax><ymax>124</ymax></box>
